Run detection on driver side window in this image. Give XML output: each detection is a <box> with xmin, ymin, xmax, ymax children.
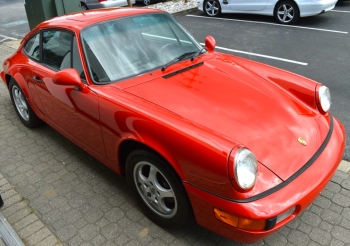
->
<box><xmin>42</xmin><ymin>30</ymin><xmax>84</xmax><ymax>78</ymax></box>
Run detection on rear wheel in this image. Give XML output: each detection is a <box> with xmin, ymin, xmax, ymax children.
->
<box><xmin>81</xmin><ymin>2</ymin><xmax>88</xmax><ymax>10</ymax></box>
<box><xmin>143</xmin><ymin>0</ymin><xmax>153</xmax><ymax>5</ymax></box>
<box><xmin>9</xmin><ymin>79</ymin><xmax>41</xmax><ymax>128</ymax></box>
<box><xmin>274</xmin><ymin>1</ymin><xmax>299</xmax><ymax>24</ymax></box>
<box><xmin>126</xmin><ymin>150</ymin><xmax>193</xmax><ymax>228</ymax></box>
<box><xmin>204</xmin><ymin>0</ymin><xmax>221</xmax><ymax>17</ymax></box>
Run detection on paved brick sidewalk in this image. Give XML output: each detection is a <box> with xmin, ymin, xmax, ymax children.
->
<box><xmin>1</xmin><ymin>40</ymin><xmax>350</xmax><ymax>246</ymax></box>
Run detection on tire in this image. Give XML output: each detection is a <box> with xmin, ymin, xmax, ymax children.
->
<box><xmin>143</xmin><ymin>0</ymin><xmax>153</xmax><ymax>6</ymax></box>
<box><xmin>9</xmin><ymin>79</ymin><xmax>41</xmax><ymax>128</ymax></box>
<box><xmin>81</xmin><ymin>2</ymin><xmax>88</xmax><ymax>11</ymax></box>
<box><xmin>126</xmin><ymin>150</ymin><xmax>193</xmax><ymax>228</ymax></box>
<box><xmin>204</xmin><ymin>0</ymin><xmax>221</xmax><ymax>17</ymax></box>
<box><xmin>274</xmin><ymin>0</ymin><xmax>299</xmax><ymax>24</ymax></box>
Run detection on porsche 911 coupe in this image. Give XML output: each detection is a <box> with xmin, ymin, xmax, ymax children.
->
<box><xmin>198</xmin><ymin>0</ymin><xmax>338</xmax><ymax>24</ymax></box>
<box><xmin>0</xmin><ymin>7</ymin><xmax>345</xmax><ymax>243</ymax></box>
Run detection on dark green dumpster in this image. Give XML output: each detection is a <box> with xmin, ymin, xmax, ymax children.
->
<box><xmin>24</xmin><ymin>0</ymin><xmax>81</xmax><ymax>30</ymax></box>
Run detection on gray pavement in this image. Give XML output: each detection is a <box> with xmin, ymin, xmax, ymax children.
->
<box><xmin>1</xmin><ymin>30</ymin><xmax>350</xmax><ymax>246</ymax></box>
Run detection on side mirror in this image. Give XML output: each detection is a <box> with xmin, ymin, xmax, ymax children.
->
<box><xmin>53</xmin><ymin>68</ymin><xmax>84</xmax><ymax>90</ymax></box>
<box><xmin>205</xmin><ymin>36</ymin><xmax>216</xmax><ymax>52</ymax></box>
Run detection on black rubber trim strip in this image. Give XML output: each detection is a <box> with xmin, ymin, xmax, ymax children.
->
<box><xmin>162</xmin><ymin>62</ymin><xmax>204</xmax><ymax>79</ymax></box>
<box><xmin>183</xmin><ymin>115</ymin><xmax>334</xmax><ymax>203</ymax></box>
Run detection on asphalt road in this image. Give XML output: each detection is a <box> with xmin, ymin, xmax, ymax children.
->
<box><xmin>0</xmin><ymin>0</ymin><xmax>28</xmax><ymax>40</ymax></box>
<box><xmin>0</xmin><ymin>0</ymin><xmax>349</xmax><ymax>160</ymax></box>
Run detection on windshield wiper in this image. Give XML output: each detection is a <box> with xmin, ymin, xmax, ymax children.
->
<box><xmin>161</xmin><ymin>51</ymin><xmax>197</xmax><ymax>71</ymax></box>
<box><xmin>190</xmin><ymin>47</ymin><xmax>206</xmax><ymax>61</ymax></box>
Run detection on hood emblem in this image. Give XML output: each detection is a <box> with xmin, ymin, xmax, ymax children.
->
<box><xmin>297</xmin><ymin>137</ymin><xmax>307</xmax><ymax>146</ymax></box>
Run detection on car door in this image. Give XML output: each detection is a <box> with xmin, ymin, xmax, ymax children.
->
<box><xmin>228</xmin><ymin>0</ymin><xmax>269</xmax><ymax>11</ymax></box>
<box><xmin>21</xmin><ymin>33</ymin><xmax>47</xmax><ymax>115</ymax></box>
<box><xmin>32</xmin><ymin>29</ymin><xmax>106</xmax><ymax>156</ymax></box>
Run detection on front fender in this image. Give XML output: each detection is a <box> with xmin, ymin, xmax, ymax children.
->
<box><xmin>222</xmin><ymin>53</ymin><xmax>319</xmax><ymax>112</ymax></box>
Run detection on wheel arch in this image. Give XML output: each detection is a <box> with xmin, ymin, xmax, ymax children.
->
<box><xmin>118</xmin><ymin>139</ymin><xmax>186</xmax><ymax>181</ymax></box>
<box><xmin>274</xmin><ymin>0</ymin><xmax>300</xmax><ymax>15</ymax></box>
<box><xmin>7</xmin><ymin>71</ymin><xmax>32</xmax><ymax>99</ymax></box>
<box><xmin>4</xmin><ymin>74</ymin><xmax>12</xmax><ymax>88</ymax></box>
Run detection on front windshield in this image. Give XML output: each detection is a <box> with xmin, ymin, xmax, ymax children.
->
<box><xmin>81</xmin><ymin>13</ymin><xmax>202</xmax><ymax>83</ymax></box>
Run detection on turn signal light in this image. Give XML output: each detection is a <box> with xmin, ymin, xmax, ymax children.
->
<box><xmin>214</xmin><ymin>208</ymin><xmax>266</xmax><ymax>230</ymax></box>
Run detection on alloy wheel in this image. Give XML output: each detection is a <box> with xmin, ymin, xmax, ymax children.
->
<box><xmin>12</xmin><ymin>85</ymin><xmax>29</xmax><ymax>121</ymax></box>
<box><xmin>277</xmin><ymin>3</ymin><xmax>295</xmax><ymax>23</ymax></box>
<box><xmin>133</xmin><ymin>161</ymin><xmax>177</xmax><ymax>218</ymax></box>
<box><xmin>205</xmin><ymin>0</ymin><xmax>220</xmax><ymax>17</ymax></box>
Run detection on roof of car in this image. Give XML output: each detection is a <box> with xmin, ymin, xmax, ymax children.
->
<box><xmin>34</xmin><ymin>7</ymin><xmax>164</xmax><ymax>31</ymax></box>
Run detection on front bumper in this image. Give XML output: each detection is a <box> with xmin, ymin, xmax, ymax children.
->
<box><xmin>185</xmin><ymin>116</ymin><xmax>345</xmax><ymax>243</ymax></box>
<box><xmin>299</xmin><ymin>0</ymin><xmax>337</xmax><ymax>17</ymax></box>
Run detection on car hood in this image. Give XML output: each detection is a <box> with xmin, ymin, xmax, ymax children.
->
<box><xmin>124</xmin><ymin>56</ymin><xmax>329</xmax><ymax>181</ymax></box>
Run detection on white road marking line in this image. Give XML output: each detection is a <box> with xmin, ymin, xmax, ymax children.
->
<box><xmin>200</xmin><ymin>43</ymin><xmax>308</xmax><ymax>66</ymax></box>
<box><xmin>331</xmin><ymin>10</ymin><xmax>350</xmax><ymax>13</ymax></box>
<box><xmin>0</xmin><ymin>34</ymin><xmax>17</xmax><ymax>41</ymax></box>
<box><xmin>187</xmin><ymin>15</ymin><xmax>348</xmax><ymax>34</ymax></box>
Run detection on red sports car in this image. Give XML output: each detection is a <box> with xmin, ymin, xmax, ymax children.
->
<box><xmin>0</xmin><ymin>8</ymin><xmax>345</xmax><ymax>243</ymax></box>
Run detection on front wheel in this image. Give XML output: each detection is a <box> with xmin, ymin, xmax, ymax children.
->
<box><xmin>274</xmin><ymin>1</ymin><xmax>299</xmax><ymax>24</ymax></box>
<box><xmin>143</xmin><ymin>0</ymin><xmax>153</xmax><ymax>6</ymax></box>
<box><xmin>9</xmin><ymin>79</ymin><xmax>41</xmax><ymax>128</ymax></box>
<box><xmin>204</xmin><ymin>0</ymin><xmax>221</xmax><ymax>17</ymax></box>
<box><xmin>126</xmin><ymin>150</ymin><xmax>193</xmax><ymax>228</ymax></box>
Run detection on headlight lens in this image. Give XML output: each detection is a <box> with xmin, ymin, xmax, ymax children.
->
<box><xmin>318</xmin><ymin>85</ymin><xmax>331</xmax><ymax>113</ymax></box>
<box><xmin>234</xmin><ymin>148</ymin><xmax>258</xmax><ymax>190</ymax></box>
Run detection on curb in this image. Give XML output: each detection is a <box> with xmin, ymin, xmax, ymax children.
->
<box><xmin>0</xmin><ymin>173</ymin><xmax>62</xmax><ymax>246</ymax></box>
<box><xmin>145</xmin><ymin>0</ymin><xmax>198</xmax><ymax>16</ymax></box>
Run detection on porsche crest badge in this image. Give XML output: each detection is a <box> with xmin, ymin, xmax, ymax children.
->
<box><xmin>298</xmin><ymin>137</ymin><xmax>307</xmax><ymax>146</ymax></box>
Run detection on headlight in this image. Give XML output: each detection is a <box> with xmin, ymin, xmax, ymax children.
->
<box><xmin>234</xmin><ymin>148</ymin><xmax>258</xmax><ymax>190</ymax></box>
<box><xmin>317</xmin><ymin>85</ymin><xmax>331</xmax><ymax>113</ymax></box>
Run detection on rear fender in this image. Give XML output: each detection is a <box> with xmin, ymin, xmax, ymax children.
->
<box><xmin>8</xmin><ymin>67</ymin><xmax>32</xmax><ymax>99</ymax></box>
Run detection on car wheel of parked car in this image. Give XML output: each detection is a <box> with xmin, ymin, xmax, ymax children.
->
<box><xmin>274</xmin><ymin>0</ymin><xmax>299</xmax><ymax>24</ymax></box>
<box><xmin>126</xmin><ymin>149</ymin><xmax>193</xmax><ymax>228</ymax></box>
<box><xmin>204</xmin><ymin>0</ymin><xmax>221</xmax><ymax>17</ymax></box>
<box><xmin>81</xmin><ymin>2</ymin><xmax>88</xmax><ymax>10</ymax></box>
<box><xmin>143</xmin><ymin>0</ymin><xmax>153</xmax><ymax>6</ymax></box>
<box><xmin>9</xmin><ymin>79</ymin><xmax>41</xmax><ymax>128</ymax></box>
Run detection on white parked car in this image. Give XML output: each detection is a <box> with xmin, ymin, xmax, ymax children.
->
<box><xmin>80</xmin><ymin>0</ymin><xmax>136</xmax><ymax>10</ymax></box>
<box><xmin>197</xmin><ymin>0</ymin><xmax>338</xmax><ymax>24</ymax></box>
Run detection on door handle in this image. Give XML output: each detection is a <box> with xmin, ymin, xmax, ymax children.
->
<box><xmin>33</xmin><ymin>76</ymin><xmax>42</xmax><ymax>83</ymax></box>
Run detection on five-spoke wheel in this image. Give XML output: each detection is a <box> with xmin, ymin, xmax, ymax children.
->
<box><xmin>143</xmin><ymin>0</ymin><xmax>153</xmax><ymax>6</ymax></box>
<box><xmin>126</xmin><ymin>150</ymin><xmax>193</xmax><ymax>227</ymax></box>
<box><xmin>204</xmin><ymin>0</ymin><xmax>221</xmax><ymax>17</ymax></box>
<box><xmin>274</xmin><ymin>1</ymin><xmax>299</xmax><ymax>24</ymax></box>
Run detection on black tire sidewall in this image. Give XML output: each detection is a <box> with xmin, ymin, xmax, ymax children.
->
<box><xmin>81</xmin><ymin>2</ymin><xmax>88</xmax><ymax>10</ymax></box>
<box><xmin>274</xmin><ymin>1</ymin><xmax>300</xmax><ymax>24</ymax></box>
<box><xmin>126</xmin><ymin>149</ymin><xmax>193</xmax><ymax>228</ymax></box>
